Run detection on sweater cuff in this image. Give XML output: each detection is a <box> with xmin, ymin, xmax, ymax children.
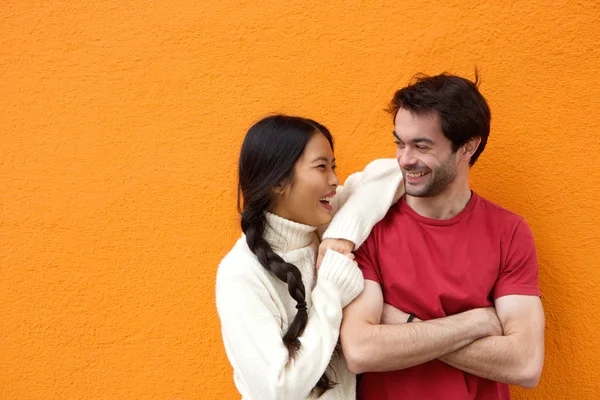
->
<box><xmin>318</xmin><ymin>249</ymin><xmax>365</xmax><ymax>307</ymax></box>
<box><xmin>320</xmin><ymin>215</ymin><xmax>367</xmax><ymax>249</ymax></box>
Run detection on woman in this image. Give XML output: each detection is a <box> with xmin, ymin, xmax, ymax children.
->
<box><xmin>216</xmin><ymin>115</ymin><xmax>402</xmax><ymax>399</ymax></box>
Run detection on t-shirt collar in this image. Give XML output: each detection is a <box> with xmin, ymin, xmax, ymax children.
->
<box><xmin>399</xmin><ymin>191</ymin><xmax>479</xmax><ymax>226</ymax></box>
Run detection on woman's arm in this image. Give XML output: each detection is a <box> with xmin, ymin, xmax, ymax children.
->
<box><xmin>318</xmin><ymin>158</ymin><xmax>403</xmax><ymax>249</ymax></box>
<box><xmin>216</xmin><ymin>250</ymin><xmax>363</xmax><ymax>400</ymax></box>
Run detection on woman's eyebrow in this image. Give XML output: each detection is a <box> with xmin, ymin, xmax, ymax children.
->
<box><xmin>311</xmin><ymin>157</ymin><xmax>336</xmax><ymax>163</ymax></box>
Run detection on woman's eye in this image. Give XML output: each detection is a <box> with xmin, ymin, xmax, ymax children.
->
<box><xmin>317</xmin><ymin>164</ymin><xmax>326</xmax><ymax>170</ymax></box>
<box><xmin>331</xmin><ymin>165</ymin><xmax>337</xmax><ymax>171</ymax></box>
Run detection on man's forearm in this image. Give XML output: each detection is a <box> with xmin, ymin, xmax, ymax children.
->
<box><xmin>378</xmin><ymin>297</ymin><xmax>544</xmax><ymax>387</ymax></box>
<box><xmin>342</xmin><ymin>309</ymin><xmax>498</xmax><ymax>373</ymax></box>
<box><xmin>440</xmin><ymin>334</ymin><xmax>542</xmax><ymax>388</ymax></box>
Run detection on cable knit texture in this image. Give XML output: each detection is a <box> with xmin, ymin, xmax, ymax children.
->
<box><xmin>216</xmin><ymin>158</ymin><xmax>402</xmax><ymax>399</ymax></box>
<box><xmin>321</xmin><ymin>158</ymin><xmax>403</xmax><ymax>248</ymax></box>
<box><xmin>318</xmin><ymin>249</ymin><xmax>364</xmax><ymax>308</ymax></box>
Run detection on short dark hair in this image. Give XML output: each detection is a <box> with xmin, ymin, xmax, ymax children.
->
<box><xmin>388</xmin><ymin>72</ymin><xmax>491</xmax><ymax>166</ymax></box>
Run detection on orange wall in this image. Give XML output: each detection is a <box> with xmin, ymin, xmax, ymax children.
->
<box><xmin>2</xmin><ymin>1</ymin><xmax>599</xmax><ymax>398</ymax></box>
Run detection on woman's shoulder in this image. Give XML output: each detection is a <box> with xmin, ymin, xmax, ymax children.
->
<box><xmin>217</xmin><ymin>235</ymin><xmax>270</xmax><ymax>284</ymax></box>
<box><xmin>216</xmin><ymin>236</ymin><xmax>283</xmax><ymax>313</ymax></box>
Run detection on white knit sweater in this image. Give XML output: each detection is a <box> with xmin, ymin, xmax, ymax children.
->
<box><xmin>216</xmin><ymin>159</ymin><xmax>402</xmax><ymax>400</ymax></box>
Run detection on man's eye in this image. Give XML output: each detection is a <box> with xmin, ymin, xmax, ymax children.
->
<box><xmin>394</xmin><ymin>141</ymin><xmax>405</xmax><ymax>147</ymax></box>
<box><xmin>416</xmin><ymin>145</ymin><xmax>429</xmax><ymax>150</ymax></box>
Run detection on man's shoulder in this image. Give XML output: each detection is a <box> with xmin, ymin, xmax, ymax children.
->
<box><xmin>357</xmin><ymin>202</ymin><xmax>405</xmax><ymax>252</ymax></box>
<box><xmin>373</xmin><ymin>200</ymin><xmax>406</xmax><ymax>230</ymax></box>
<box><xmin>474</xmin><ymin>193</ymin><xmax>525</xmax><ymax>226</ymax></box>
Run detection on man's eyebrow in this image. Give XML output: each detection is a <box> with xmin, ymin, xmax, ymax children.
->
<box><xmin>411</xmin><ymin>137</ymin><xmax>435</xmax><ymax>145</ymax></box>
<box><xmin>311</xmin><ymin>157</ymin><xmax>336</xmax><ymax>163</ymax></box>
<box><xmin>393</xmin><ymin>132</ymin><xmax>434</xmax><ymax>145</ymax></box>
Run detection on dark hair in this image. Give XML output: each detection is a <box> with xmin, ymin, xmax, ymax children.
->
<box><xmin>237</xmin><ymin>114</ymin><xmax>336</xmax><ymax>396</ymax></box>
<box><xmin>388</xmin><ymin>71</ymin><xmax>491</xmax><ymax>166</ymax></box>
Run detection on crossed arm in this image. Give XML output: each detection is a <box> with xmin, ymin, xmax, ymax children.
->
<box><xmin>340</xmin><ymin>280</ymin><xmax>545</xmax><ymax>388</ymax></box>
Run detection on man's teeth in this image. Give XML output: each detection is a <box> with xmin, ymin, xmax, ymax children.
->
<box><xmin>406</xmin><ymin>171</ymin><xmax>428</xmax><ymax>178</ymax></box>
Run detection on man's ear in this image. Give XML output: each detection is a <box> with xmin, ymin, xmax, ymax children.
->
<box><xmin>460</xmin><ymin>136</ymin><xmax>482</xmax><ymax>162</ymax></box>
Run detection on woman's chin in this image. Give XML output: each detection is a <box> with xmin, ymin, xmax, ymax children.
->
<box><xmin>316</xmin><ymin>211</ymin><xmax>334</xmax><ymax>227</ymax></box>
<box><xmin>300</xmin><ymin>207</ymin><xmax>334</xmax><ymax>227</ymax></box>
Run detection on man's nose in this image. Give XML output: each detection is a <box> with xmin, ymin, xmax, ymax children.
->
<box><xmin>397</xmin><ymin>148</ymin><xmax>417</xmax><ymax>168</ymax></box>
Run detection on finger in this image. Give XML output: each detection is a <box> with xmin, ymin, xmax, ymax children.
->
<box><xmin>332</xmin><ymin>245</ymin><xmax>352</xmax><ymax>255</ymax></box>
<box><xmin>338</xmin><ymin>247</ymin><xmax>352</xmax><ymax>255</ymax></box>
<box><xmin>316</xmin><ymin>251</ymin><xmax>324</xmax><ymax>270</ymax></box>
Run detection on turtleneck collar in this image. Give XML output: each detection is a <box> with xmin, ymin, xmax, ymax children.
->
<box><xmin>263</xmin><ymin>212</ymin><xmax>317</xmax><ymax>251</ymax></box>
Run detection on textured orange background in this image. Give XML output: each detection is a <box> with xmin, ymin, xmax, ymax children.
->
<box><xmin>2</xmin><ymin>1</ymin><xmax>599</xmax><ymax>399</ymax></box>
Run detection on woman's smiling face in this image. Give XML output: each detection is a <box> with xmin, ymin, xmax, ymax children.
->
<box><xmin>270</xmin><ymin>132</ymin><xmax>339</xmax><ymax>227</ymax></box>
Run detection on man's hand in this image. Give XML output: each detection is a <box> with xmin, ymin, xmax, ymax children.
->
<box><xmin>316</xmin><ymin>238</ymin><xmax>355</xmax><ymax>270</ymax></box>
<box><xmin>440</xmin><ymin>295</ymin><xmax>544</xmax><ymax>388</ymax></box>
<box><xmin>341</xmin><ymin>281</ymin><xmax>504</xmax><ymax>373</ymax></box>
<box><xmin>477</xmin><ymin>307</ymin><xmax>504</xmax><ymax>336</ymax></box>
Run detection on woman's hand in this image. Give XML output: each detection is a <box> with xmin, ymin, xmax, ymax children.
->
<box><xmin>316</xmin><ymin>238</ymin><xmax>355</xmax><ymax>270</ymax></box>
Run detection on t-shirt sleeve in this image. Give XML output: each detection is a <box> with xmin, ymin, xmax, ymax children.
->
<box><xmin>493</xmin><ymin>219</ymin><xmax>541</xmax><ymax>300</ymax></box>
<box><xmin>354</xmin><ymin>229</ymin><xmax>383</xmax><ymax>284</ymax></box>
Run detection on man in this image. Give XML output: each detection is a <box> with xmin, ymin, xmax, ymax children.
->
<box><xmin>339</xmin><ymin>73</ymin><xmax>545</xmax><ymax>399</ymax></box>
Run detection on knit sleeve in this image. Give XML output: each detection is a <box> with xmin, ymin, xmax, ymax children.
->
<box><xmin>320</xmin><ymin>158</ymin><xmax>403</xmax><ymax>249</ymax></box>
<box><xmin>216</xmin><ymin>251</ymin><xmax>362</xmax><ymax>400</ymax></box>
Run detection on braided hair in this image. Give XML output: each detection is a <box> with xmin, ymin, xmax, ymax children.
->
<box><xmin>237</xmin><ymin>115</ymin><xmax>336</xmax><ymax>395</ymax></box>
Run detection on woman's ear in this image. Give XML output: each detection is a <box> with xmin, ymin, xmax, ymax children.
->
<box><xmin>272</xmin><ymin>180</ymin><xmax>290</xmax><ymax>196</ymax></box>
<box><xmin>272</xmin><ymin>184</ymin><xmax>285</xmax><ymax>195</ymax></box>
<box><xmin>273</xmin><ymin>177</ymin><xmax>292</xmax><ymax>196</ymax></box>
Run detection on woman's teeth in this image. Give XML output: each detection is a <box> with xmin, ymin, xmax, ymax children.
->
<box><xmin>319</xmin><ymin>195</ymin><xmax>333</xmax><ymax>204</ymax></box>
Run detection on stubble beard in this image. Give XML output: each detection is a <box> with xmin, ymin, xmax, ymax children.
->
<box><xmin>403</xmin><ymin>152</ymin><xmax>458</xmax><ymax>198</ymax></box>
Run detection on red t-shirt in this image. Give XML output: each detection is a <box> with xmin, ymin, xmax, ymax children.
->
<box><xmin>355</xmin><ymin>192</ymin><xmax>540</xmax><ymax>400</ymax></box>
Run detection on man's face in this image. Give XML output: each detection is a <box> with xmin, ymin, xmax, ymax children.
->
<box><xmin>393</xmin><ymin>108</ymin><xmax>459</xmax><ymax>197</ymax></box>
